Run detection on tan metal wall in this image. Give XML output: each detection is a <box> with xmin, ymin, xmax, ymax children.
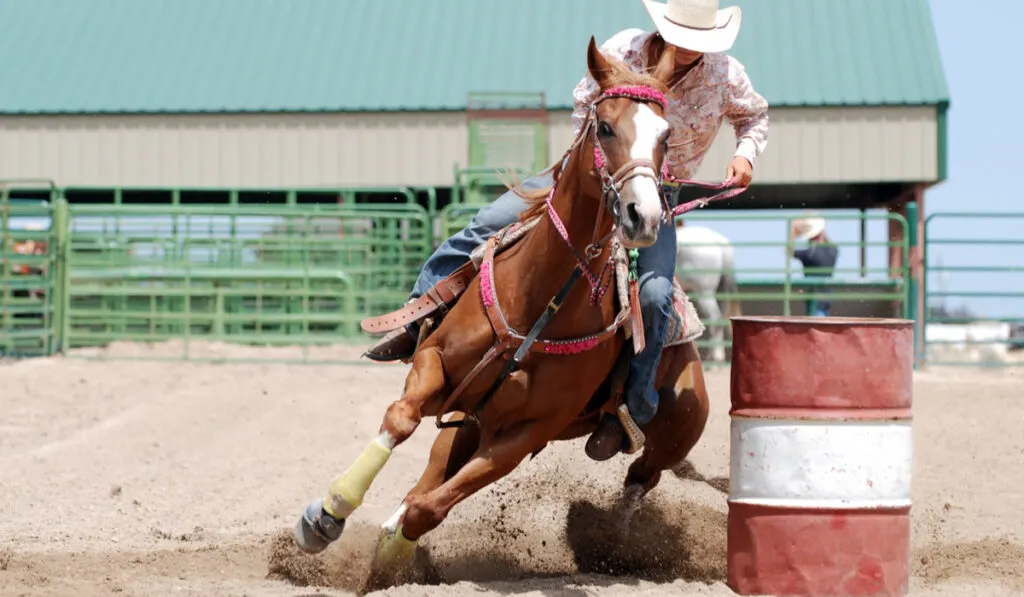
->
<box><xmin>0</xmin><ymin>106</ymin><xmax>937</xmax><ymax>188</ymax></box>
<box><xmin>549</xmin><ymin>106</ymin><xmax>939</xmax><ymax>184</ymax></box>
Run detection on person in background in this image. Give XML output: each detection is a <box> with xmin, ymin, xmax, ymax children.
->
<box><xmin>789</xmin><ymin>215</ymin><xmax>838</xmax><ymax>316</ymax></box>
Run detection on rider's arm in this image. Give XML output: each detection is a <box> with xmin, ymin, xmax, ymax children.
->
<box><xmin>723</xmin><ymin>57</ymin><xmax>769</xmax><ymax>170</ymax></box>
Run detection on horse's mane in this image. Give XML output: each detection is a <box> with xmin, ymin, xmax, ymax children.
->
<box><xmin>504</xmin><ymin>49</ymin><xmax>672</xmax><ymax>223</ymax></box>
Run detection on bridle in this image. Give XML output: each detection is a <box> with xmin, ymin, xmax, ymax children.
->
<box><xmin>542</xmin><ymin>84</ymin><xmax>673</xmax><ymax>305</ymax></box>
<box><xmin>542</xmin><ymin>83</ymin><xmax>748</xmax><ymax>306</ymax></box>
<box><xmin>590</xmin><ymin>85</ymin><xmax>673</xmax><ymax>226</ymax></box>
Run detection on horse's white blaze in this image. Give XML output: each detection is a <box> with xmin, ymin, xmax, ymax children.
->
<box><xmin>626</xmin><ymin>104</ymin><xmax>669</xmax><ymax>223</ymax></box>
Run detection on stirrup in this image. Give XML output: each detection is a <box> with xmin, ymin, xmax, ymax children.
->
<box><xmin>616</xmin><ymin>404</ymin><xmax>646</xmax><ymax>454</ymax></box>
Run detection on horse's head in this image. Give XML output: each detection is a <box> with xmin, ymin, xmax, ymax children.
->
<box><xmin>585</xmin><ymin>37</ymin><xmax>676</xmax><ymax>249</ymax></box>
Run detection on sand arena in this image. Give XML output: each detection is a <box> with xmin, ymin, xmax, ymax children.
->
<box><xmin>1</xmin><ymin>340</ymin><xmax>1022</xmax><ymax>596</ymax></box>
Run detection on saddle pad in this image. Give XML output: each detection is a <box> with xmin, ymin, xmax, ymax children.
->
<box><xmin>665</xmin><ymin>278</ymin><xmax>705</xmax><ymax>347</ymax></box>
<box><xmin>469</xmin><ymin>216</ymin><xmax>541</xmax><ymax>269</ymax></box>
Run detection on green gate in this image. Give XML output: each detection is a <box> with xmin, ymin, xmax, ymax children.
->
<box><xmin>0</xmin><ymin>182</ymin><xmax>64</xmax><ymax>357</ymax></box>
<box><xmin>62</xmin><ymin>203</ymin><xmax>431</xmax><ymax>362</ymax></box>
<box><xmin>463</xmin><ymin>91</ymin><xmax>548</xmax><ymax>205</ymax></box>
<box><xmin>923</xmin><ymin>212</ymin><xmax>1024</xmax><ymax>367</ymax></box>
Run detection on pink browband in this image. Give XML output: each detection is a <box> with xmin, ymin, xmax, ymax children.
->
<box><xmin>592</xmin><ymin>85</ymin><xmax>668</xmax><ymax>171</ymax></box>
<box><xmin>598</xmin><ymin>85</ymin><xmax>668</xmax><ymax>109</ymax></box>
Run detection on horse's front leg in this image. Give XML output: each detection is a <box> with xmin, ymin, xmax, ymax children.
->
<box><xmin>294</xmin><ymin>346</ymin><xmax>447</xmax><ymax>554</ymax></box>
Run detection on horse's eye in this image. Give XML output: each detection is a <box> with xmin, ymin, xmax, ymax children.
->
<box><xmin>598</xmin><ymin>122</ymin><xmax>615</xmax><ymax>138</ymax></box>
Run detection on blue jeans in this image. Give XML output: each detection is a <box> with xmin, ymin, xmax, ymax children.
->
<box><xmin>410</xmin><ymin>173</ymin><xmax>676</xmax><ymax>428</ymax></box>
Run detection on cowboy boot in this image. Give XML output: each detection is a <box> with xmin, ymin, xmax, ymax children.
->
<box><xmin>585</xmin><ymin>404</ymin><xmax>646</xmax><ymax>461</ymax></box>
<box><xmin>363</xmin><ymin>323</ymin><xmax>418</xmax><ymax>362</ymax></box>
<box><xmin>584</xmin><ymin>414</ymin><xmax>627</xmax><ymax>461</ymax></box>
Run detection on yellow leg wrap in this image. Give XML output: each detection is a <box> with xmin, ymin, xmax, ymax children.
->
<box><xmin>374</xmin><ymin>524</ymin><xmax>418</xmax><ymax>568</ymax></box>
<box><xmin>323</xmin><ymin>438</ymin><xmax>392</xmax><ymax>519</ymax></box>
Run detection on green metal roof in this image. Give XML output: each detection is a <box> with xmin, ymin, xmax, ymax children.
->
<box><xmin>0</xmin><ymin>0</ymin><xmax>949</xmax><ymax>115</ymax></box>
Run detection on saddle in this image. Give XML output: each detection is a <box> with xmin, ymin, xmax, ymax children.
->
<box><xmin>361</xmin><ymin>214</ymin><xmax>705</xmax><ymax>353</ymax></box>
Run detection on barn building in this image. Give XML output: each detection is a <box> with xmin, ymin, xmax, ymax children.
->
<box><xmin>0</xmin><ymin>0</ymin><xmax>948</xmax><ymax>201</ymax></box>
<box><xmin>0</xmin><ymin>0</ymin><xmax>949</xmax><ymax>358</ymax></box>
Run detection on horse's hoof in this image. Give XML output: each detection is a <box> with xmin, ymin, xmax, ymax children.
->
<box><xmin>293</xmin><ymin>498</ymin><xmax>346</xmax><ymax>554</ymax></box>
<box><xmin>614</xmin><ymin>483</ymin><xmax>647</xmax><ymax>533</ymax></box>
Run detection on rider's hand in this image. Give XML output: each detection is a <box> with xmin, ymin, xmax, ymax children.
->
<box><xmin>725</xmin><ymin>156</ymin><xmax>753</xmax><ymax>187</ymax></box>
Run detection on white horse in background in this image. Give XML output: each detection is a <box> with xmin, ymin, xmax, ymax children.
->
<box><xmin>674</xmin><ymin>219</ymin><xmax>742</xmax><ymax>362</ymax></box>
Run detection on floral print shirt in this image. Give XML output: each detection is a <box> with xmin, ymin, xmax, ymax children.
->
<box><xmin>571</xmin><ymin>28</ymin><xmax>770</xmax><ymax>180</ymax></box>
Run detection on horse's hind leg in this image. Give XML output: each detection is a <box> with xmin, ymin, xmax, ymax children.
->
<box><xmin>617</xmin><ymin>341</ymin><xmax>709</xmax><ymax>528</ymax></box>
<box><xmin>294</xmin><ymin>347</ymin><xmax>447</xmax><ymax>554</ymax></box>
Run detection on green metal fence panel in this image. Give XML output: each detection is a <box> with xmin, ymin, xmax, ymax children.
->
<box><xmin>923</xmin><ymin>212</ymin><xmax>1024</xmax><ymax>367</ymax></box>
<box><xmin>62</xmin><ymin>203</ymin><xmax>431</xmax><ymax>362</ymax></box>
<box><xmin>466</xmin><ymin>92</ymin><xmax>548</xmax><ymax>201</ymax></box>
<box><xmin>450</xmin><ymin>166</ymin><xmax>535</xmax><ymax>208</ymax></box>
<box><xmin>0</xmin><ymin>183</ymin><xmax>64</xmax><ymax>357</ymax></box>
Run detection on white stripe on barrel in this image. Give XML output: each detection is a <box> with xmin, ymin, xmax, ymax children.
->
<box><xmin>730</xmin><ymin>418</ymin><xmax>912</xmax><ymax>510</ymax></box>
<box><xmin>726</xmin><ymin>316</ymin><xmax>914</xmax><ymax>597</ymax></box>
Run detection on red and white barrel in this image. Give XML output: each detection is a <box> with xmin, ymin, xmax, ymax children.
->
<box><xmin>726</xmin><ymin>316</ymin><xmax>914</xmax><ymax>597</ymax></box>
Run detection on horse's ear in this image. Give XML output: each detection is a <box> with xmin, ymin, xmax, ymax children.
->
<box><xmin>651</xmin><ymin>43</ymin><xmax>676</xmax><ymax>85</ymax></box>
<box><xmin>586</xmin><ymin>36</ymin><xmax>614</xmax><ymax>89</ymax></box>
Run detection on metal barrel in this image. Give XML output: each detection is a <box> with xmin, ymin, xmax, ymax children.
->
<box><xmin>726</xmin><ymin>315</ymin><xmax>914</xmax><ymax>597</ymax></box>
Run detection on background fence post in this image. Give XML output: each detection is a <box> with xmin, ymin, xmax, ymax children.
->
<box><xmin>905</xmin><ymin>201</ymin><xmax>920</xmax><ymax>368</ymax></box>
<box><xmin>51</xmin><ymin>196</ymin><xmax>69</xmax><ymax>355</ymax></box>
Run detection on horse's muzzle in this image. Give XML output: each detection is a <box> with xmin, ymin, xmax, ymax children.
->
<box><xmin>618</xmin><ymin>192</ymin><xmax>663</xmax><ymax>249</ymax></box>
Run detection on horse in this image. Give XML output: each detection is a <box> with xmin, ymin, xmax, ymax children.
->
<box><xmin>292</xmin><ymin>37</ymin><xmax>714</xmax><ymax>581</ymax></box>
<box><xmin>673</xmin><ymin>220</ymin><xmax>742</xmax><ymax>363</ymax></box>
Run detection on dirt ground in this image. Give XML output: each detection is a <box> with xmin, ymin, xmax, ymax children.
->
<box><xmin>1</xmin><ymin>340</ymin><xmax>1023</xmax><ymax>597</ymax></box>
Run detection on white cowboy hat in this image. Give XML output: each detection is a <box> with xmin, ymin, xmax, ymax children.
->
<box><xmin>792</xmin><ymin>216</ymin><xmax>827</xmax><ymax>242</ymax></box>
<box><xmin>640</xmin><ymin>0</ymin><xmax>742</xmax><ymax>54</ymax></box>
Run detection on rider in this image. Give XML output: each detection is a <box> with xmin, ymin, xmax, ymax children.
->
<box><xmin>364</xmin><ymin>0</ymin><xmax>769</xmax><ymax>461</ymax></box>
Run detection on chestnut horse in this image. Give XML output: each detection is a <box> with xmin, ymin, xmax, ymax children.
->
<box><xmin>294</xmin><ymin>38</ymin><xmax>712</xmax><ymax>573</ymax></box>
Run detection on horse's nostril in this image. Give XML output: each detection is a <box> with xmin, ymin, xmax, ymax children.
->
<box><xmin>626</xmin><ymin>202</ymin><xmax>641</xmax><ymax>228</ymax></box>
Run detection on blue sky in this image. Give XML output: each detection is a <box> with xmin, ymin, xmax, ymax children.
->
<box><xmin>924</xmin><ymin>0</ymin><xmax>1022</xmax><ymax>321</ymax></box>
<box><xmin>691</xmin><ymin>0</ymin><xmax>1022</xmax><ymax>321</ymax></box>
